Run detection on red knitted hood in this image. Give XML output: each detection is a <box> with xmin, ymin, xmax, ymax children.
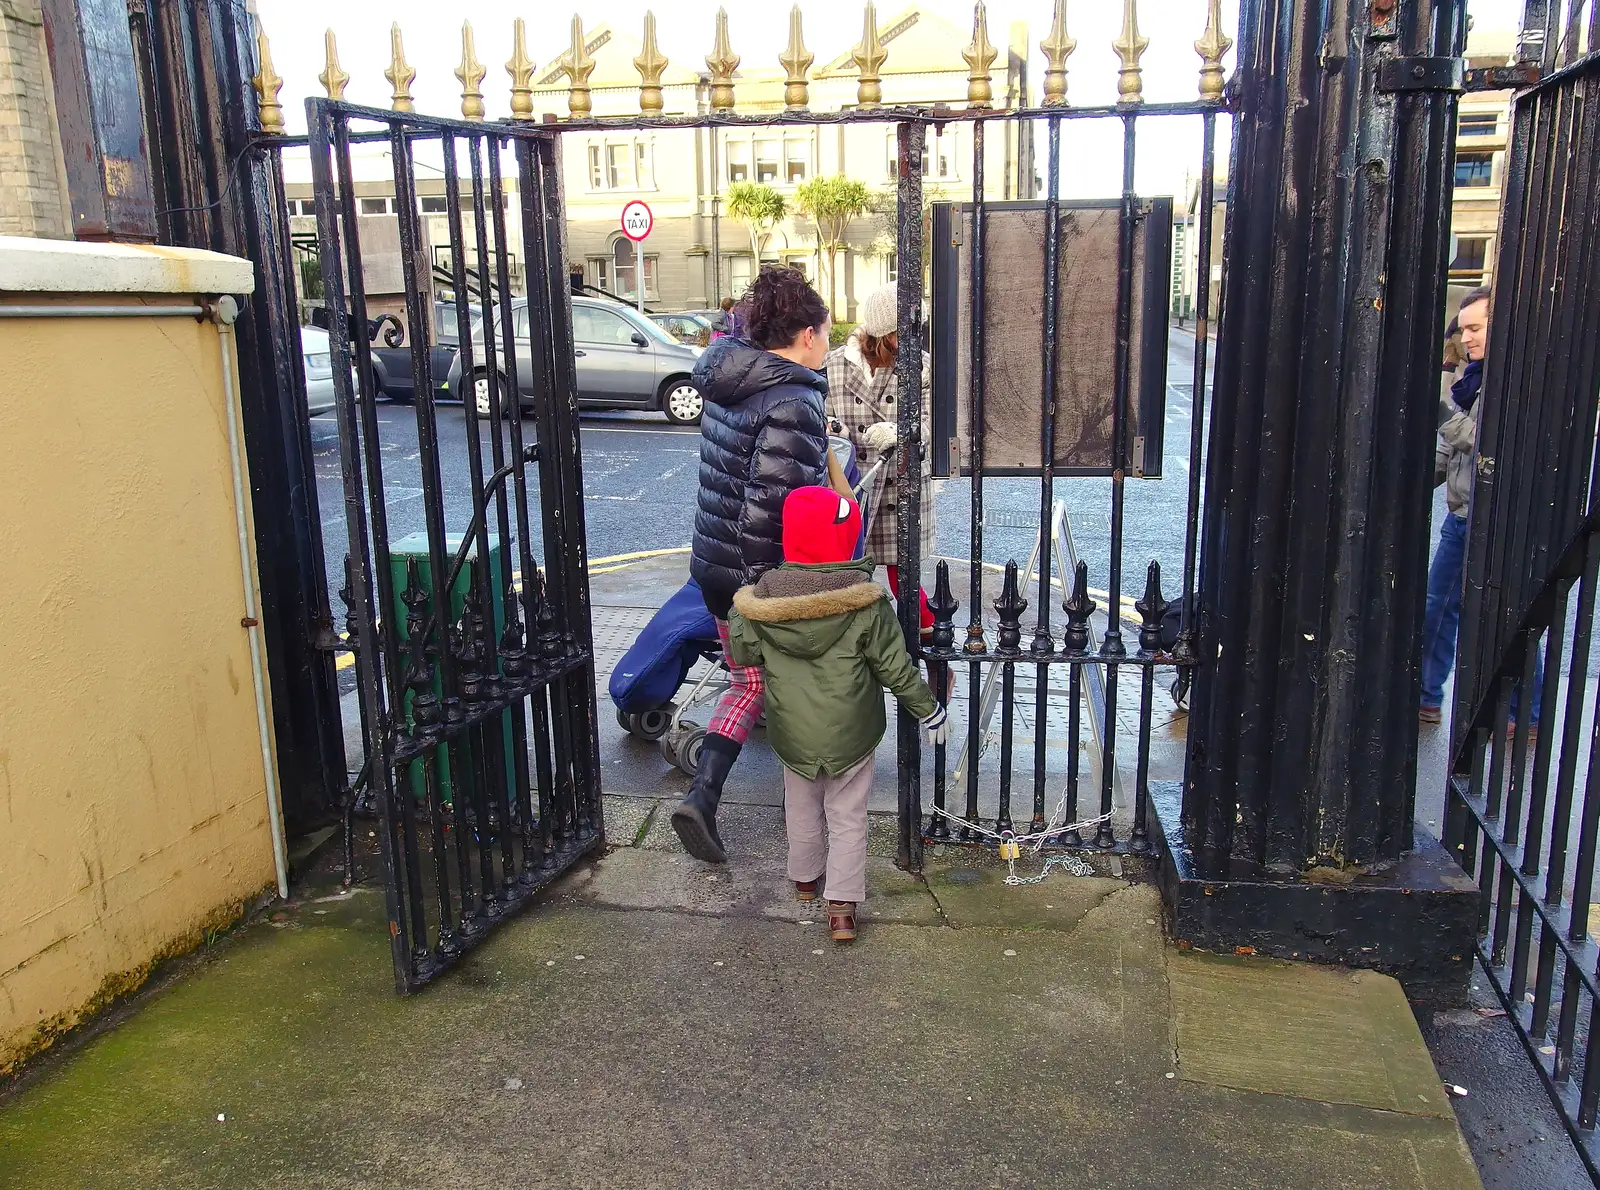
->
<box><xmin>781</xmin><ymin>486</ymin><xmax>862</xmax><ymax>565</ymax></box>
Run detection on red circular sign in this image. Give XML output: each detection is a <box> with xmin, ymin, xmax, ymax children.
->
<box><xmin>621</xmin><ymin>200</ymin><xmax>653</xmax><ymax>241</ymax></box>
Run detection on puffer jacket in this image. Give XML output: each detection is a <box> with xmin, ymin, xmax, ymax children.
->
<box><xmin>1435</xmin><ymin>366</ymin><xmax>1477</xmax><ymax>518</ymax></box>
<box><xmin>690</xmin><ymin>338</ymin><xmax>829</xmax><ymax>619</ymax></box>
<box><xmin>728</xmin><ymin>558</ymin><xmax>936</xmax><ymax>779</ymax></box>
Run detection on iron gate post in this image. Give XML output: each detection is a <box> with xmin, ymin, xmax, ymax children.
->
<box><xmin>1154</xmin><ymin>0</ymin><xmax>1477</xmax><ymax>998</ymax></box>
<box><xmin>137</xmin><ymin>0</ymin><xmax>344</xmax><ymax>834</ymax></box>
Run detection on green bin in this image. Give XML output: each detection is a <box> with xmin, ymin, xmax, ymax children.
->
<box><xmin>389</xmin><ymin>531</ymin><xmax>514</xmax><ymax>805</ymax></box>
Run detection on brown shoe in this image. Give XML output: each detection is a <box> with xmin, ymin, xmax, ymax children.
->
<box><xmin>794</xmin><ymin>877</ymin><xmax>822</xmax><ymax>903</ymax></box>
<box><xmin>1419</xmin><ymin>704</ymin><xmax>1442</xmax><ymax>725</ymax></box>
<box><xmin>827</xmin><ymin>901</ymin><xmax>857</xmax><ymax>944</ymax></box>
<box><xmin>1507</xmin><ymin>722</ymin><xmax>1540</xmax><ymax>744</ymax></box>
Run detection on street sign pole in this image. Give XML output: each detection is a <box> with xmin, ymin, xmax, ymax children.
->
<box><xmin>620</xmin><ymin>200</ymin><xmax>654</xmax><ymax>316</ymax></box>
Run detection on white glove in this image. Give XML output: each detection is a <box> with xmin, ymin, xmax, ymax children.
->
<box><xmin>920</xmin><ymin>704</ymin><xmax>949</xmax><ymax>748</ymax></box>
<box><xmin>863</xmin><ymin>422</ymin><xmax>898</xmax><ymax>452</ymax></box>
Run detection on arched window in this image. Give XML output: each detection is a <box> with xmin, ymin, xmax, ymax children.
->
<box><xmin>606</xmin><ymin>235</ymin><xmax>657</xmax><ymax>300</ymax></box>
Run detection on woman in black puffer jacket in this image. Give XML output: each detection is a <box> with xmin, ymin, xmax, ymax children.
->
<box><xmin>672</xmin><ymin>266</ymin><xmax>833</xmax><ymax>864</ymax></box>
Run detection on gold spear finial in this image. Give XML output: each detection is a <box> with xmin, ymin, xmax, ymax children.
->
<box><xmin>1112</xmin><ymin>0</ymin><xmax>1149</xmax><ymax>104</ymax></box>
<box><xmin>567</xmin><ymin>15</ymin><xmax>596</xmax><ymax>116</ymax></box>
<box><xmin>1195</xmin><ymin>0</ymin><xmax>1233</xmax><ymax>102</ymax></box>
<box><xmin>779</xmin><ymin>6</ymin><xmax>813</xmax><ymax>111</ymax></box>
<box><xmin>318</xmin><ymin>29</ymin><xmax>349</xmax><ymax>100</ymax></box>
<box><xmin>706</xmin><ymin>9</ymin><xmax>739</xmax><ymax>112</ymax></box>
<box><xmin>507</xmin><ymin>18</ymin><xmax>536</xmax><ymax>121</ymax></box>
<box><xmin>635</xmin><ymin>12</ymin><xmax>669</xmax><ymax>114</ymax></box>
<box><xmin>252</xmin><ymin>19</ymin><xmax>285</xmax><ymax>134</ymax></box>
<box><xmin>456</xmin><ymin>22</ymin><xmax>487</xmax><ymax>120</ymax></box>
<box><xmin>1040</xmin><ymin>0</ymin><xmax>1077</xmax><ymax>106</ymax></box>
<box><xmin>963</xmin><ymin>3</ymin><xmax>999</xmax><ymax>109</ymax></box>
<box><xmin>385</xmin><ymin>23</ymin><xmax>416</xmax><ymax>113</ymax></box>
<box><xmin>852</xmin><ymin>3</ymin><xmax>887</xmax><ymax>108</ymax></box>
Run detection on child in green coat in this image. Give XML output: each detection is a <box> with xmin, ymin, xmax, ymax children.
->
<box><xmin>728</xmin><ymin>486</ymin><xmax>949</xmax><ymax>943</ymax></box>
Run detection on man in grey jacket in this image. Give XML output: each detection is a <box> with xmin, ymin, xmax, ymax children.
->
<box><xmin>1419</xmin><ymin>287</ymin><xmax>1542</xmax><ymax>733</ymax></box>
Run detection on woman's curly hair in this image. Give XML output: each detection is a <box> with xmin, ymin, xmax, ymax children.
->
<box><xmin>738</xmin><ymin>264</ymin><xmax>829</xmax><ymax>350</ymax></box>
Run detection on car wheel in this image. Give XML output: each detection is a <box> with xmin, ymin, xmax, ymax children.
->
<box><xmin>661</xmin><ymin>380</ymin><xmax>703</xmax><ymax>425</ymax></box>
<box><xmin>470</xmin><ymin>370</ymin><xmax>516</xmax><ymax>420</ymax></box>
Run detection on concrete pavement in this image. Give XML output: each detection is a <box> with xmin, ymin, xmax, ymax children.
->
<box><xmin>0</xmin><ymin>800</ymin><xmax>1481</xmax><ymax>1190</ymax></box>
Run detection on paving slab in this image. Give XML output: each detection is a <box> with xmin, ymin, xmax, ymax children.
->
<box><xmin>0</xmin><ymin>871</ymin><xmax>1480</xmax><ymax>1190</ymax></box>
<box><xmin>1171</xmin><ymin>951</ymin><xmax>1457</xmax><ymax>1120</ymax></box>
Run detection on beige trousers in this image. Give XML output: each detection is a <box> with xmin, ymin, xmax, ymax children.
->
<box><xmin>782</xmin><ymin>753</ymin><xmax>874</xmax><ymax>905</ymax></box>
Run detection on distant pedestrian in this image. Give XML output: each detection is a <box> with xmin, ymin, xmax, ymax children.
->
<box><xmin>728</xmin><ymin>486</ymin><xmax>947</xmax><ymax>943</ymax></box>
<box><xmin>824</xmin><ymin>284</ymin><xmax>935</xmax><ymax>635</ymax></box>
<box><xmin>711</xmin><ymin>296</ymin><xmax>740</xmax><ymax>341</ymax></box>
<box><xmin>1420</xmin><ymin>287</ymin><xmax>1543</xmax><ymax>734</ymax></box>
<box><xmin>673</xmin><ymin>266</ymin><xmax>835</xmax><ymax>865</ymax></box>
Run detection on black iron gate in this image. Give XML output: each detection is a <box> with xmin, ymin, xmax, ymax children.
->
<box><xmin>306</xmin><ymin>100</ymin><xmax>604</xmax><ymax>991</ymax></box>
<box><xmin>1442</xmin><ymin>4</ymin><xmax>1600</xmax><ymax>1174</ymax></box>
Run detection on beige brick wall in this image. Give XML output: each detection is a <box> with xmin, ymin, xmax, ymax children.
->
<box><xmin>0</xmin><ymin>0</ymin><xmax>70</xmax><ymax>239</ymax></box>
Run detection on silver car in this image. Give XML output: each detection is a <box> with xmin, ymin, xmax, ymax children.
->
<box><xmin>447</xmin><ymin>296</ymin><xmax>704</xmax><ymax>425</ymax></box>
<box><xmin>300</xmin><ymin>325</ymin><xmax>338</xmax><ymax>416</ymax></box>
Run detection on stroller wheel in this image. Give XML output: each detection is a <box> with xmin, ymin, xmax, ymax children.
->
<box><xmin>1169</xmin><ymin>674</ymin><xmax>1191</xmax><ymax>712</ymax></box>
<box><xmin>662</xmin><ymin>726</ymin><xmax>706</xmax><ymax>776</ymax></box>
<box><xmin>634</xmin><ymin>706</ymin><xmax>673</xmax><ymax>742</ymax></box>
<box><xmin>755</xmin><ymin>709</ymin><xmax>767</xmax><ymax>729</ymax></box>
<box><xmin>617</xmin><ymin>705</ymin><xmax>675</xmax><ymax>741</ymax></box>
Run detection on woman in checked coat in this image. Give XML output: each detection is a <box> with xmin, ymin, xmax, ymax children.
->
<box><xmin>824</xmin><ymin>284</ymin><xmax>935</xmax><ymax>633</ymax></box>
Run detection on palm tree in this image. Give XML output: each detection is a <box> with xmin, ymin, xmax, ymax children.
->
<box><xmin>725</xmin><ymin>182</ymin><xmax>787</xmax><ymax>282</ymax></box>
<box><xmin>793</xmin><ymin>175</ymin><xmax>872</xmax><ymax>316</ymax></box>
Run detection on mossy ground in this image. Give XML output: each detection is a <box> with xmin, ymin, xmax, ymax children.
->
<box><xmin>0</xmin><ymin>801</ymin><xmax>1480</xmax><ymax>1190</ymax></box>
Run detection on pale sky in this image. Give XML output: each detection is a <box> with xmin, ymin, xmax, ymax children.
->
<box><xmin>255</xmin><ymin>0</ymin><xmax>1528</xmax><ymax>201</ymax></box>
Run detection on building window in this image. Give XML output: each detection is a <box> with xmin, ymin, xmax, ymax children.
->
<box><xmin>1455</xmin><ymin>152</ymin><xmax>1494</xmax><ymax>188</ymax></box>
<box><xmin>885</xmin><ymin>252</ymin><xmax>897</xmax><ymax>283</ymax></box>
<box><xmin>728</xmin><ymin>253</ymin><xmax>754</xmax><ymax>296</ymax></box>
<box><xmin>1449</xmin><ymin>236</ymin><xmax>1490</xmax><ymax>278</ymax></box>
<box><xmin>782</xmin><ymin>257</ymin><xmax>808</xmax><ymax>282</ymax></box>
<box><xmin>726</xmin><ymin>141</ymin><xmax>749</xmax><ymax>184</ymax></box>
<box><xmin>585</xmin><ymin>140</ymin><xmax>651</xmax><ymax>191</ymax></box>
<box><xmin>755</xmin><ymin>139</ymin><xmax>779</xmax><ymax>184</ymax></box>
<box><xmin>786</xmin><ymin>139</ymin><xmax>808</xmax><ymax>183</ymax></box>
<box><xmin>1458</xmin><ymin>112</ymin><xmax>1498</xmax><ymax>137</ymax></box>
<box><xmin>607</xmin><ymin>143</ymin><xmax>634</xmax><ymax>189</ymax></box>
<box><xmin>607</xmin><ymin>237</ymin><xmax>657</xmax><ymax>298</ymax></box>
<box><xmin>420</xmin><ymin>196</ymin><xmax>448</xmax><ymax>214</ymax></box>
<box><xmin>359</xmin><ymin>197</ymin><xmax>389</xmax><ymax>216</ymax></box>
<box><xmin>887</xmin><ymin>134</ymin><xmax>951</xmax><ymax>181</ymax></box>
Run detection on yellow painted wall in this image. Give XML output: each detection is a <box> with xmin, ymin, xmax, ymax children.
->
<box><xmin>0</xmin><ymin>299</ymin><xmax>278</xmax><ymax>1072</ymax></box>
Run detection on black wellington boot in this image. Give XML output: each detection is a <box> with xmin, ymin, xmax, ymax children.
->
<box><xmin>670</xmin><ymin>732</ymin><xmax>739</xmax><ymax>864</ymax></box>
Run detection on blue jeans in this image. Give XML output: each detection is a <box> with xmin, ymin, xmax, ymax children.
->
<box><xmin>1420</xmin><ymin>511</ymin><xmax>1543</xmax><ymax>724</ymax></box>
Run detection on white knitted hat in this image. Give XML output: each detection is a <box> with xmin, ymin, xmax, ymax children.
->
<box><xmin>857</xmin><ymin>284</ymin><xmax>898</xmax><ymax>337</ymax></box>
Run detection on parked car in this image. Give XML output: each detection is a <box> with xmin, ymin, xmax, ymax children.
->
<box><xmin>650</xmin><ymin>310</ymin><xmax>715</xmax><ymax>348</ymax></box>
<box><xmin>369</xmin><ymin>300</ymin><xmax>459</xmax><ymax>403</ymax></box>
<box><xmin>300</xmin><ymin>325</ymin><xmax>339</xmax><ymax>416</ymax></box>
<box><xmin>446</xmin><ymin>296</ymin><xmax>705</xmax><ymax>425</ymax></box>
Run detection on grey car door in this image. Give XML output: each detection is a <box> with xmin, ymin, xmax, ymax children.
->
<box><xmin>572</xmin><ymin>306</ymin><xmax>652</xmax><ymax>405</ymax></box>
<box><xmin>512</xmin><ymin>303</ymin><xmax>535</xmax><ymax>404</ymax></box>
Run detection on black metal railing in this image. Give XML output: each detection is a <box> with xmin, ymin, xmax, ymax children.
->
<box><xmin>1443</xmin><ymin>5</ymin><xmax>1600</xmax><ymax>1175</ymax></box>
<box><xmin>899</xmin><ymin>100</ymin><xmax>1224</xmax><ymax>871</ymax></box>
<box><xmin>306</xmin><ymin>99</ymin><xmax>603</xmax><ymax>991</ymax></box>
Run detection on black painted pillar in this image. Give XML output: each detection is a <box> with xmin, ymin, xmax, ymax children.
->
<box><xmin>1181</xmin><ymin>0</ymin><xmax>1465</xmax><ymax>878</ymax></box>
<box><xmin>136</xmin><ymin>0</ymin><xmax>344</xmax><ymax>833</ymax></box>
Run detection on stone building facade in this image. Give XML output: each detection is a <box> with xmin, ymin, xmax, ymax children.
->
<box><xmin>528</xmin><ymin>5</ymin><xmax>1037</xmax><ymax>318</ymax></box>
<box><xmin>0</xmin><ymin>0</ymin><xmax>70</xmax><ymax>239</ymax></box>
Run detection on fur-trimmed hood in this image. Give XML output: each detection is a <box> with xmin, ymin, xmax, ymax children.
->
<box><xmin>731</xmin><ymin>559</ymin><xmax>886</xmax><ymax>659</ymax></box>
